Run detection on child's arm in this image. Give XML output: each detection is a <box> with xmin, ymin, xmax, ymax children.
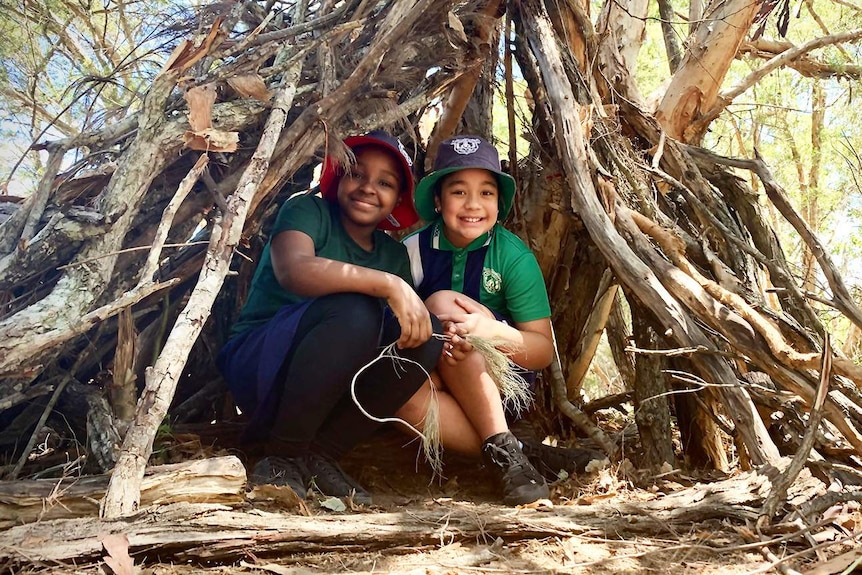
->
<box><xmin>440</xmin><ymin>296</ymin><xmax>553</xmax><ymax>370</ymax></box>
<box><xmin>270</xmin><ymin>230</ymin><xmax>432</xmax><ymax>348</ymax></box>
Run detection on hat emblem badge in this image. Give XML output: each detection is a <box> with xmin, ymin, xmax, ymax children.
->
<box><xmin>451</xmin><ymin>137</ymin><xmax>481</xmax><ymax>155</ymax></box>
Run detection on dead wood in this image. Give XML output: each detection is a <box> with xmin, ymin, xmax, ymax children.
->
<box><xmin>760</xmin><ymin>338</ymin><xmax>833</xmax><ymax>524</ymax></box>
<box><xmin>101</xmin><ymin>62</ymin><xmax>304</xmax><ymax>518</ymax></box>
<box><xmin>1</xmin><ymin>0</ymin><xmax>861</xmax><ymax>546</ymax></box>
<box><xmin>583</xmin><ymin>391</ymin><xmax>633</xmax><ymax>414</ymax></box>
<box><xmin>519</xmin><ymin>0</ymin><xmax>779</xmax><ymax>465</ymax></box>
<box><xmin>564</xmin><ymin>270</ymin><xmax>617</xmax><ymax>398</ymax></box>
<box><xmin>654</xmin><ymin>0</ymin><xmax>761</xmax><ymax>142</ymax></box>
<box><xmin>0</xmin><ymin>456</ymin><xmax>245</xmax><ymax>528</ymax></box>
<box><xmin>549</xmin><ymin>345</ymin><xmax>618</xmax><ymax>456</ymax></box>
<box><xmin>424</xmin><ymin>0</ymin><xmax>503</xmax><ymax>170</ymax></box>
<box><xmin>686</xmin><ymin>145</ymin><xmax>862</xmax><ymax>333</ymax></box>
<box><xmin>630</xmin><ymin>300</ymin><xmax>675</xmax><ymax>470</ymax></box>
<box><xmin>0</xmin><ymin>464</ymin><xmax>828</xmax><ymax>567</ymax></box>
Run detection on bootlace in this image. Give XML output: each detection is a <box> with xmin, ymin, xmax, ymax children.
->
<box><xmin>484</xmin><ymin>441</ymin><xmax>530</xmax><ymax>473</ymax></box>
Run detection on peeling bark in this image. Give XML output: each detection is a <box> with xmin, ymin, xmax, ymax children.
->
<box><xmin>654</xmin><ymin>0</ymin><xmax>761</xmax><ymax>142</ymax></box>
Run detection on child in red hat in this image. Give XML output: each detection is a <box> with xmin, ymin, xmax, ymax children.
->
<box><xmin>219</xmin><ymin>130</ymin><xmax>442</xmax><ymax>505</ymax></box>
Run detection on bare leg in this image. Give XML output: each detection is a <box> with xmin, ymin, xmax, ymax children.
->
<box><xmin>396</xmin><ymin>376</ymin><xmax>483</xmax><ymax>455</ymax></box>
<box><xmin>425</xmin><ymin>290</ymin><xmax>511</xmax><ymax>441</ymax></box>
<box><xmin>405</xmin><ymin>292</ymin><xmax>549</xmax><ymax>505</ymax></box>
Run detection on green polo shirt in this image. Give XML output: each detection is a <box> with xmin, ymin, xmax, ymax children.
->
<box><xmin>231</xmin><ymin>194</ymin><xmax>412</xmax><ymax>336</ymax></box>
<box><xmin>403</xmin><ymin>221</ymin><xmax>551</xmax><ymax>323</ymax></box>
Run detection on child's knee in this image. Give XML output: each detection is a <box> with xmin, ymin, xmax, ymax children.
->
<box><xmin>424</xmin><ymin>290</ymin><xmax>462</xmax><ymax>314</ymax></box>
<box><xmin>440</xmin><ymin>348</ymin><xmax>486</xmax><ymax>376</ymax></box>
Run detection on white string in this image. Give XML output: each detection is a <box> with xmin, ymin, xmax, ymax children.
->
<box><xmin>349</xmin><ymin>341</ymin><xmax>430</xmax><ymax>433</ymax></box>
<box><xmin>347</xmin><ymin>332</ymin><xmax>534</xmax><ymax>476</ymax></box>
<box><xmin>349</xmin><ymin>341</ymin><xmax>444</xmax><ymax>475</ymax></box>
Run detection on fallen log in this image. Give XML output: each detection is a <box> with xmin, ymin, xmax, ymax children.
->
<box><xmin>0</xmin><ymin>463</ymin><xmax>829</xmax><ymax>567</ymax></box>
<box><xmin>0</xmin><ymin>456</ymin><xmax>245</xmax><ymax>528</ymax></box>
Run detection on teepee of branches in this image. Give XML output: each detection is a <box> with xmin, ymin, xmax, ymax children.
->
<box><xmin>1</xmin><ymin>0</ymin><xmax>861</xmax><ymax>522</ymax></box>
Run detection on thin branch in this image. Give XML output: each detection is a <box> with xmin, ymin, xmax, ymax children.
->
<box><xmin>737</xmin><ymin>526</ymin><xmax>804</xmax><ymax>575</ymax></box>
<box><xmin>136</xmin><ymin>154</ymin><xmax>209</xmax><ymax>288</ymax></box>
<box><xmin>685</xmin><ymin>145</ymin><xmax>862</xmax><ymax>333</ymax></box>
<box><xmin>219</xmin><ymin>0</ymin><xmax>359</xmax><ymax>59</ymax></box>
<box><xmin>101</xmin><ymin>55</ymin><xmax>304</xmax><ymax>518</ymax></box>
<box><xmin>804</xmin><ymin>0</ymin><xmax>853</xmax><ymax>61</ymax></box>
<box><xmin>56</xmin><ymin>242</ymin><xmax>211</xmax><ymax>271</ymax></box>
<box><xmin>701</xmin><ymin>29</ymin><xmax>862</xmax><ymax>126</ymax></box>
<box><xmin>0</xmin><ymin>86</ymin><xmax>77</xmax><ymax>136</ymax></box>
<box><xmin>740</xmin><ymin>40</ymin><xmax>862</xmax><ymax>79</ymax></box>
<box><xmin>17</xmin><ymin>389</ymin><xmax>80</xmax><ymax>472</ymax></box>
<box><xmin>549</xmin><ymin>325</ymin><xmax>619</xmax><ymax>456</ymax></box>
<box><xmin>0</xmin><ymin>279</ymin><xmax>179</xmax><ymax>377</ymax></box>
<box><xmin>656</xmin><ymin>0</ymin><xmax>682</xmax><ymax>72</ymax></box>
<box><xmin>759</xmin><ymin>335</ymin><xmax>832</xmax><ymax>523</ymax></box>
<box><xmin>739</xmin><ymin>532</ymin><xmax>861</xmax><ymax>575</ymax></box>
<box><xmin>625</xmin><ymin>345</ymin><xmax>711</xmax><ymax>357</ymax></box>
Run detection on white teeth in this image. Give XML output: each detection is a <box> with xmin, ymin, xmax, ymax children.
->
<box><xmin>462</xmin><ymin>217</ymin><xmax>482</xmax><ymax>223</ymax></box>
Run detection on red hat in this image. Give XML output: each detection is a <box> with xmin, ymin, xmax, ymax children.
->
<box><xmin>318</xmin><ymin>130</ymin><xmax>419</xmax><ymax>231</ymax></box>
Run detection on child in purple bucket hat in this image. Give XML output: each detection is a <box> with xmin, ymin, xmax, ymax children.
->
<box><xmin>397</xmin><ymin>135</ymin><xmax>556</xmax><ymax>505</ymax></box>
<box><xmin>218</xmin><ymin>130</ymin><xmax>443</xmax><ymax>505</ymax></box>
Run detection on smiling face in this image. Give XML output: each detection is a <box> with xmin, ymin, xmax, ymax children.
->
<box><xmin>434</xmin><ymin>168</ymin><xmax>499</xmax><ymax>248</ymax></box>
<box><xmin>336</xmin><ymin>146</ymin><xmax>403</xmax><ymax>244</ymax></box>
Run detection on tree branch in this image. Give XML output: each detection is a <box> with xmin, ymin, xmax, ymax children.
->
<box><xmin>695</xmin><ymin>29</ymin><xmax>862</xmax><ymax>133</ymax></box>
<box><xmin>684</xmin><ymin>145</ymin><xmax>862</xmax><ymax>334</ymax></box>
<box><xmin>101</xmin><ymin>59</ymin><xmax>303</xmax><ymax>518</ymax></box>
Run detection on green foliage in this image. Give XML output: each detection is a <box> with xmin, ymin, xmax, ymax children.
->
<box><xmin>0</xmin><ymin>0</ymin><xmax>192</xmax><ymax>193</ymax></box>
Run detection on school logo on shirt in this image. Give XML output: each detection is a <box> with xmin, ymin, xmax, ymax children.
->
<box><xmin>483</xmin><ymin>267</ymin><xmax>502</xmax><ymax>293</ymax></box>
<box><xmin>451</xmin><ymin>137</ymin><xmax>481</xmax><ymax>155</ymax></box>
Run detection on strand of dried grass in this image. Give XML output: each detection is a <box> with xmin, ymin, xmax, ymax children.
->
<box><xmin>759</xmin><ymin>335</ymin><xmax>832</xmax><ymax>525</ymax></box>
<box><xmin>461</xmin><ymin>334</ymin><xmax>532</xmax><ymax>416</ymax></box>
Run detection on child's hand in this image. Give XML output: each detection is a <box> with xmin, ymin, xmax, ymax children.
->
<box><xmin>440</xmin><ymin>311</ymin><xmax>487</xmax><ymax>339</ymax></box>
<box><xmin>439</xmin><ymin>297</ymin><xmax>496</xmax><ymax>340</ymax></box>
<box><xmin>386</xmin><ymin>278</ymin><xmax>432</xmax><ymax>348</ymax></box>
<box><xmin>441</xmin><ymin>331</ymin><xmax>473</xmax><ymax>365</ymax></box>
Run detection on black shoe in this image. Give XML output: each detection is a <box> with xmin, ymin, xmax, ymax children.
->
<box><xmin>482</xmin><ymin>431</ymin><xmax>549</xmax><ymax>505</ymax></box>
<box><xmin>519</xmin><ymin>436</ymin><xmax>609</xmax><ymax>481</ymax></box>
<box><xmin>306</xmin><ymin>453</ymin><xmax>373</xmax><ymax>506</ymax></box>
<box><xmin>249</xmin><ymin>456</ymin><xmax>309</xmax><ymax>497</ymax></box>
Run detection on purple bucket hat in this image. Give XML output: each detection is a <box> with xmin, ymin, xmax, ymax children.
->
<box><xmin>414</xmin><ymin>135</ymin><xmax>516</xmax><ymax>222</ymax></box>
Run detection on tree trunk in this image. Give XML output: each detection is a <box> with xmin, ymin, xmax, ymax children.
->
<box><xmin>596</xmin><ymin>0</ymin><xmax>649</xmax><ymax>81</ymax></box>
<box><xmin>630</xmin><ymin>302</ymin><xmax>675</xmax><ymax>471</ymax></box>
<box><xmin>518</xmin><ymin>0</ymin><xmax>780</xmax><ymax>465</ymax></box>
<box><xmin>655</xmin><ymin>0</ymin><xmax>761</xmax><ymax>142</ymax></box>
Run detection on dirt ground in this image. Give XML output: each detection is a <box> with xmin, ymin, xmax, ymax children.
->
<box><xmin>4</xmin><ymin>426</ymin><xmax>861</xmax><ymax>575</ymax></box>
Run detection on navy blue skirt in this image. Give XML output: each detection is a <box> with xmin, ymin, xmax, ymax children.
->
<box><xmin>217</xmin><ymin>300</ymin><xmax>313</xmax><ymax>426</ymax></box>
